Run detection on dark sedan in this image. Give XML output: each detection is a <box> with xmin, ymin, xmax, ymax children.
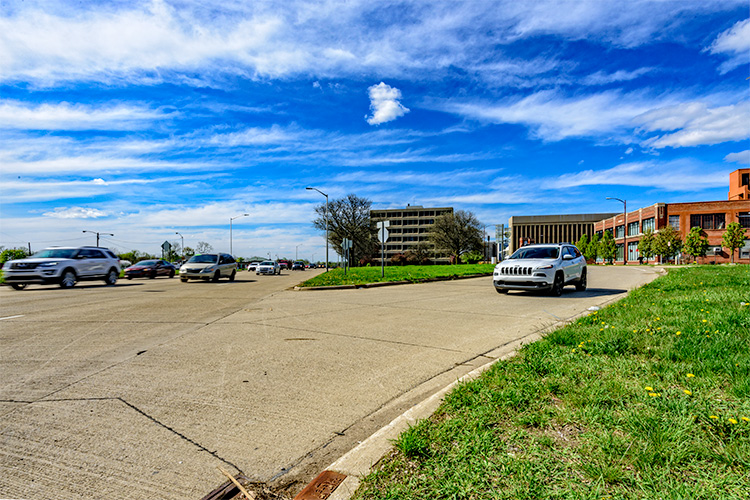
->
<box><xmin>124</xmin><ymin>260</ymin><xmax>176</xmax><ymax>279</ymax></box>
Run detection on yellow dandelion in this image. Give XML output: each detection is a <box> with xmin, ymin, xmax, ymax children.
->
<box><xmin>742</xmin><ymin>417</ymin><xmax>749</xmax><ymax>422</ymax></box>
<box><xmin>676</xmin><ymin>331</ymin><xmax>681</xmax><ymax>335</ymax></box>
<box><xmin>729</xmin><ymin>418</ymin><xmax>738</xmax><ymax>424</ymax></box>
<box><xmin>656</xmin><ymin>317</ymin><xmax>660</xmax><ymax>321</ymax></box>
<box><xmin>633</xmin><ymin>330</ymin><xmax>637</xmax><ymax>333</ymax></box>
<box><xmin>683</xmin><ymin>390</ymin><xmax>692</xmax><ymax>395</ymax></box>
<box><xmin>710</xmin><ymin>415</ymin><xmax>719</xmax><ymax>419</ymax></box>
<box><xmin>572</xmin><ymin>349</ymin><xmax>576</xmax><ymax>353</ymax></box>
<box><xmin>687</xmin><ymin>373</ymin><xmax>695</xmax><ymax>378</ymax></box>
<box><xmin>645</xmin><ymin>386</ymin><xmax>654</xmax><ymax>391</ymax></box>
<box><xmin>702</xmin><ymin>319</ymin><xmax>708</xmax><ymax>323</ymax></box>
<box><xmin>649</xmin><ymin>393</ymin><xmax>659</xmax><ymax>397</ymax></box>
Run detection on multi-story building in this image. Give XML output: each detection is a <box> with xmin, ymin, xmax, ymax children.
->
<box><xmin>594</xmin><ymin>169</ymin><xmax>750</xmax><ymax>264</ymax></box>
<box><xmin>508</xmin><ymin>213</ymin><xmax>618</xmax><ymax>255</ymax></box>
<box><xmin>370</xmin><ymin>205</ymin><xmax>453</xmax><ymax>264</ymax></box>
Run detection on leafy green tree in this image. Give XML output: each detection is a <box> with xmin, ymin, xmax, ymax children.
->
<box><xmin>683</xmin><ymin>227</ymin><xmax>709</xmax><ymax>263</ymax></box>
<box><xmin>575</xmin><ymin>234</ymin><xmax>589</xmax><ymax>256</ymax></box>
<box><xmin>599</xmin><ymin>231</ymin><xmax>617</xmax><ymax>264</ymax></box>
<box><xmin>722</xmin><ymin>222</ymin><xmax>747</xmax><ymax>264</ymax></box>
<box><xmin>638</xmin><ymin>229</ymin><xmax>655</xmax><ymax>262</ymax></box>
<box><xmin>429</xmin><ymin>210</ymin><xmax>483</xmax><ymax>264</ymax></box>
<box><xmin>195</xmin><ymin>241</ymin><xmax>213</xmax><ymax>254</ymax></box>
<box><xmin>118</xmin><ymin>250</ymin><xmax>155</xmax><ymax>264</ymax></box>
<box><xmin>312</xmin><ymin>194</ymin><xmax>377</xmax><ymax>267</ymax></box>
<box><xmin>584</xmin><ymin>233</ymin><xmax>599</xmax><ymax>262</ymax></box>
<box><xmin>183</xmin><ymin>246</ymin><xmax>195</xmax><ymax>258</ymax></box>
<box><xmin>653</xmin><ymin>225</ymin><xmax>682</xmax><ymax>263</ymax></box>
<box><xmin>0</xmin><ymin>248</ymin><xmax>29</xmax><ymax>264</ymax></box>
<box><xmin>460</xmin><ymin>251</ymin><xmax>484</xmax><ymax>264</ymax></box>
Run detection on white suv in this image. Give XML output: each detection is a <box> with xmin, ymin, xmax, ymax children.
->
<box><xmin>179</xmin><ymin>253</ymin><xmax>237</xmax><ymax>282</ymax></box>
<box><xmin>3</xmin><ymin>246</ymin><xmax>121</xmax><ymax>290</ymax></box>
<box><xmin>493</xmin><ymin>243</ymin><xmax>587</xmax><ymax>296</ymax></box>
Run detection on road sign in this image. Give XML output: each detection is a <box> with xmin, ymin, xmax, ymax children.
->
<box><xmin>376</xmin><ymin>221</ymin><xmax>390</xmax><ymax>243</ymax></box>
<box><xmin>342</xmin><ymin>238</ymin><xmax>353</xmax><ymax>249</ymax></box>
<box><xmin>161</xmin><ymin>241</ymin><xmax>172</xmax><ymax>253</ymax></box>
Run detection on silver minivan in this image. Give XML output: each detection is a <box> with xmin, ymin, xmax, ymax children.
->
<box><xmin>179</xmin><ymin>253</ymin><xmax>237</xmax><ymax>282</ymax></box>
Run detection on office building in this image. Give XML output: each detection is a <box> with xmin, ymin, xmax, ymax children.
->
<box><xmin>370</xmin><ymin>206</ymin><xmax>453</xmax><ymax>264</ymax></box>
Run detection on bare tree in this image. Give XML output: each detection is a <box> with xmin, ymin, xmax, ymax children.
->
<box><xmin>312</xmin><ymin>194</ymin><xmax>377</xmax><ymax>266</ymax></box>
<box><xmin>429</xmin><ymin>210</ymin><xmax>483</xmax><ymax>263</ymax></box>
<box><xmin>195</xmin><ymin>241</ymin><xmax>213</xmax><ymax>254</ymax></box>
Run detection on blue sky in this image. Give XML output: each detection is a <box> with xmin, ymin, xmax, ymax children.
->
<box><xmin>1</xmin><ymin>0</ymin><xmax>748</xmax><ymax>260</ymax></box>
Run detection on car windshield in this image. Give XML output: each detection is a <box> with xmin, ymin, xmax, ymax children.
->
<box><xmin>260</xmin><ymin>261</ymin><xmax>275</xmax><ymax>265</ymax></box>
<box><xmin>187</xmin><ymin>254</ymin><xmax>218</xmax><ymax>264</ymax></box>
<box><xmin>31</xmin><ymin>248</ymin><xmax>77</xmax><ymax>259</ymax></box>
<box><xmin>510</xmin><ymin>247</ymin><xmax>559</xmax><ymax>260</ymax></box>
<box><xmin>135</xmin><ymin>260</ymin><xmax>157</xmax><ymax>266</ymax></box>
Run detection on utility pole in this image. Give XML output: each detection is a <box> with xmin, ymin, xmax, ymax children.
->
<box><xmin>82</xmin><ymin>230</ymin><xmax>113</xmax><ymax>247</ymax></box>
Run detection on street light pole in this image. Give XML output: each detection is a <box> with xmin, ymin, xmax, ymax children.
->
<box><xmin>229</xmin><ymin>213</ymin><xmax>250</xmax><ymax>257</ymax></box>
<box><xmin>82</xmin><ymin>230</ymin><xmax>113</xmax><ymax>247</ymax></box>
<box><xmin>175</xmin><ymin>232</ymin><xmax>184</xmax><ymax>261</ymax></box>
<box><xmin>606</xmin><ymin>197</ymin><xmax>627</xmax><ymax>265</ymax></box>
<box><xmin>306</xmin><ymin>187</ymin><xmax>329</xmax><ymax>272</ymax></box>
<box><xmin>295</xmin><ymin>244</ymin><xmax>300</xmax><ymax>261</ymax></box>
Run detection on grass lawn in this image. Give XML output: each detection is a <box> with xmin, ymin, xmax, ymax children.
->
<box><xmin>354</xmin><ymin>265</ymin><xmax>750</xmax><ymax>500</ymax></box>
<box><xmin>297</xmin><ymin>263</ymin><xmax>495</xmax><ymax>287</ymax></box>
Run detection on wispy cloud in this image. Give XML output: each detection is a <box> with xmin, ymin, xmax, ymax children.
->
<box><xmin>708</xmin><ymin>19</ymin><xmax>750</xmax><ymax>74</ymax></box>
<box><xmin>725</xmin><ymin>150</ymin><xmax>750</xmax><ymax>165</ymax></box>
<box><xmin>43</xmin><ymin>206</ymin><xmax>108</xmax><ymax>218</ymax></box>
<box><xmin>0</xmin><ymin>100</ymin><xmax>168</xmax><ymax>130</ymax></box>
<box><xmin>581</xmin><ymin>68</ymin><xmax>653</xmax><ymax>86</ymax></box>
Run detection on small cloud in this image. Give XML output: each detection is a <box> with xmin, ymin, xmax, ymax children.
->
<box><xmin>43</xmin><ymin>207</ymin><xmax>108</xmax><ymax>219</ymax></box>
<box><xmin>624</xmin><ymin>147</ymin><xmax>634</xmax><ymax>154</ymax></box>
<box><xmin>365</xmin><ymin>82</ymin><xmax>409</xmax><ymax>125</ymax></box>
<box><xmin>92</xmin><ymin>178</ymin><xmax>108</xmax><ymax>185</ymax></box>
<box><xmin>725</xmin><ymin>150</ymin><xmax>750</xmax><ymax>165</ymax></box>
<box><xmin>312</xmin><ymin>81</ymin><xmax>321</xmax><ymax>89</ymax></box>
<box><xmin>578</xmin><ymin>160</ymin><xmax>584</xmax><ymax>165</ymax></box>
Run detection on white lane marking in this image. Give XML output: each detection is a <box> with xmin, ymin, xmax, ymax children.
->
<box><xmin>0</xmin><ymin>315</ymin><xmax>25</xmax><ymax>321</ymax></box>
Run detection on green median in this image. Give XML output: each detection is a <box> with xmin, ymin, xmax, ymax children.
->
<box><xmin>297</xmin><ymin>264</ymin><xmax>495</xmax><ymax>287</ymax></box>
<box><xmin>354</xmin><ymin>265</ymin><xmax>750</xmax><ymax>500</ymax></box>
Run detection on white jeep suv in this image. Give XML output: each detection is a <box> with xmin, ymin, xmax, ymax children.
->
<box><xmin>3</xmin><ymin>246</ymin><xmax>121</xmax><ymax>290</ymax></box>
<box><xmin>493</xmin><ymin>243</ymin><xmax>587</xmax><ymax>296</ymax></box>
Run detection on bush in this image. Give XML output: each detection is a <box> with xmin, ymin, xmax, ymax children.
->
<box><xmin>390</xmin><ymin>253</ymin><xmax>407</xmax><ymax>266</ymax></box>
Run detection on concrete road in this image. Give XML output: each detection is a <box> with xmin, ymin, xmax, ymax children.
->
<box><xmin>0</xmin><ymin>266</ymin><xmax>662</xmax><ymax>499</ymax></box>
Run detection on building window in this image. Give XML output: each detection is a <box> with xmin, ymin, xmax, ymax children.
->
<box><xmin>690</xmin><ymin>213</ymin><xmax>726</xmax><ymax>230</ymax></box>
<box><xmin>628</xmin><ymin>241</ymin><xmax>639</xmax><ymax>261</ymax></box>
<box><xmin>628</xmin><ymin>221</ymin><xmax>639</xmax><ymax>236</ymax></box>
<box><xmin>615</xmin><ymin>226</ymin><xmax>624</xmax><ymax>238</ymax></box>
<box><xmin>743</xmin><ymin>173</ymin><xmax>749</xmax><ymax>186</ymax></box>
<box><xmin>616</xmin><ymin>244</ymin><xmax>624</xmax><ymax>261</ymax></box>
<box><xmin>739</xmin><ymin>212</ymin><xmax>750</xmax><ymax>229</ymax></box>
<box><xmin>668</xmin><ymin>215</ymin><xmax>679</xmax><ymax>230</ymax></box>
<box><xmin>643</xmin><ymin>217</ymin><xmax>656</xmax><ymax>233</ymax></box>
<box><xmin>741</xmin><ymin>240</ymin><xmax>750</xmax><ymax>260</ymax></box>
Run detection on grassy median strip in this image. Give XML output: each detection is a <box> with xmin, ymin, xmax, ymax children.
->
<box><xmin>297</xmin><ymin>264</ymin><xmax>495</xmax><ymax>287</ymax></box>
<box><xmin>354</xmin><ymin>266</ymin><xmax>750</xmax><ymax>499</ymax></box>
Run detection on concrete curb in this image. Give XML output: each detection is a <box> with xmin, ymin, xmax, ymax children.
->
<box><xmin>294</xmin><ymin>274</ymin><xmax>662</xmax><ymax>500</ymax></box>
<box><xmin>293</xmin><ymin>273</ymin><xmax>492</xmax><ymax>291</ymax></box>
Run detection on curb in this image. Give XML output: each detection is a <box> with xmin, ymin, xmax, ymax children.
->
<box><xmin>293</xmin><ymin>273</ymin><xmax>492</xmax><ymax>291</ymax></box>
<box><xmin>293</xmin><ymin>288</ymin><xmax>638</xmax><ymax>500</ymax></box>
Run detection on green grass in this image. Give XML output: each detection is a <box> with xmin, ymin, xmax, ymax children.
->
<box><xmin>297</xmin><ymin>264</ymin><xmax>494</xmax><ymax>287</ymax></box>
<box><xmin>354</xmin><ymin>265</ymin><xmax>750</xmax><ymax>500</ymax></box>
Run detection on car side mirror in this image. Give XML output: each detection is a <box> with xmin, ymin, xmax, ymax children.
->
<box><xmin>563</xmin><ymin>254</ymin><xmax>574</xmax><ymax>260</ymax></box>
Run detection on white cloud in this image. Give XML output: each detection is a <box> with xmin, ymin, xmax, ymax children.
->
<box><xmin>637</xmin><ymin>101</ymin><xmax>750</xmax><ymax>148</ymax></box>
<box><xmin>708</xmin><ymin>19</ymin><xmax>750</xmax><ymax>74</ymax></box>
<box><xmin>365</xmin><ymin>82</ymin><xmax>409</xmax><ymax>125</ymax></box>
<box><xmin>43</xmin><ymin>206</ymin><xmax>108</xmax><ymax>219</ymax></box>
<box><xmin>725</xmin><ymin>150</ymin><xmax>750</xmax><ymax>165</ymax></box>
<box><xmin>0</xmin><ymin>100</ymin><xmax>167</xmax><ymax>130</ymax></box>
<box><xmin>550</xmin><ymin>160</ymin><xmax>728</xmax><ymax>191</ymax></box>
<box><xmin>581</xmin><ymin>68</ymin><xmax>652</xmax><ymax>86</ymax></box>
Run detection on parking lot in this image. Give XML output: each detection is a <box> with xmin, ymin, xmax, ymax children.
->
<box><xmin>0</xmin><ymin>266</ymin><xmax>663</xmax><ymax>499</ymax></box>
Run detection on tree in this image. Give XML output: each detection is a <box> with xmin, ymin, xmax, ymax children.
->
<box><xmin>599</xmin><ymin>231</ymin><xmax>617</xmax><ymax>264</ymax></box>
<box><xmin>195</xmin><ymin>241</ymin><xmax>213</xmax><ymax>254</ymax></box>
<box><xmin>683</xmin><ymin>227</ymin><xmax>709</xmax><ymax>263</ymax></box>
<box><xmin>183</xmin><ymin>246</ymin><xmax>195</xmax><ymax>258</ymax></box>
<box><xmin>638</xmin><ymin>229</ymin><xmax>655</xmax><ymax>263</ymax></box>
<box><xmin>118</xmin><ymin>249</ymin><xmax>155</xmax><ymax>264</ymax></box>
<box><xmin>0</xmin><ymin>248</ymin><xmax>29</xmax><ymax>264</ymax></box>
<box><xmin>584</xmin><ymin>233</ymin><xmax>599</xmax><ymax>262</ymax></box>
<box><xmin>312</xmin><ymin>194</ymin><xmax>377</xmax><ymax>267</ymax></box>
<box><xmin>429</xmin><ymin>210</ymin><xmax>483</xmax><ymax>264</ymax></box>
<box><xmin>405</xmin><ymin>241</ymin><xmax>433</xmax><ymax>265</ymax></box>
<box><xmin>653</xmin><ymin>225</ymin><xmax>682</xmax><ymax>263</ymax></box>
<box><xmin>575</xmin><ymin>234</ymin><xmax>589</xmax><ymax>256</ymax></box>
<box><xmin>722</xmin><ymin>222</ymin><xmax>747</xmax><ymax>264</ymax></box>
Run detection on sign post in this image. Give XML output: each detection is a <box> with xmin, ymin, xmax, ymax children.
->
<box><xmin>376</xmin><ymin>221</ymin><xmax>390</xmax><ymax>278</ymax></box>
<box><xmin>342</xmin><ymin>238</ymin><xmax>353</xmax><ymax>275</ymax></box>
<box><xmin>161</xmin><ymin>240</ymin><xmax>172</xmax><ymax>260</ymax></box>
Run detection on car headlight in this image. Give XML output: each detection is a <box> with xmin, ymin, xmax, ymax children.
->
<box><xmin>536</xmin><ymin>265</ymin><xmax>554</xmax><ymax>270</ymax></box>
<box><xmin>202</xmin><ymin>266</ymin><xmax>215</xmax><ymax>273</ymax></box>
<box><xmin>39</xmin><ymin>262</ymin><xmax>59</xmax><ymax>267</ymax></box>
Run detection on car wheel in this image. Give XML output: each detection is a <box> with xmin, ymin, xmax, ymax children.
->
<box><xmin>126</xmin><ymin>276</ymin><xmax>133</xmax><ymax>280</ymax></box>
<box><xmin>212</xmin><ymin>271</ymin><xmax>221</xmax><ymax>282</ymax></box>
<box><xmin>229</xmin><ymin>270</ymin><xmax>236</xmax><ymax>281</ymax></box>
<box><xmin>10</xmin><ymin>283</ymin><xmax>27</xmax><ymax>290</ymax></box>
<box><xmin>495</xmin><ymin>287</ymin><xmax>508</xmax><ymax>294</ymax></box>
<box><xmin>60</xmin><ymin>269</ymin><xmax>77</xmax><ymax>288</ymax></box>
<box><xmin>180</xmin><ymin>278</ymin><xmax>188</xmax><ymax>283</ymax></box>
<box><xmin>575</xmin><ymin>269</ymin><xmax>587</xmax><ymax>291</ymax></box>
<box><xmin>169</xmin><ymin>270</ymin><xmax>175</xmax><ymax>278</ymax></box>
<box><xmin>149</xmin><ymin>270</ymin><xmax>156</xmax><ymax>279</ymax></box>
<box><xmin>550</xmin><ymin>272</ymin><xmax>564</xmax><ymax>297</ymax></box>
<box><xmin>256</xmin><ymin>272</ymin><xmax>260</xmax><ymax>275</ymax></box>
<box><xmin>104</xmin><ymin>268</ymin><xmax>118</xmax><ymax>286</ymax></box>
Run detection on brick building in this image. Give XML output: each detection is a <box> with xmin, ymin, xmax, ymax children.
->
<box><xmin>594</xmin><ymin>169</ymin><xmax>750</xmax><ymax>264</ymax></box>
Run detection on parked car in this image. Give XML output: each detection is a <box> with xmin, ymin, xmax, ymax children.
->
<box><xmin>179</xmin><ymin>253</ymin><xmax>237</xmax><ymax>282</ymax></box>
<box><xmin>2</xmin><ymin>246</ymin><xmax>120</xmax><ymax>290</ymax></box>
<box><xmin>256</xmin><ymin>260</ymin><xmax>280</xmax><ymax>275</ymax></box>
<box><xmin>492</xmin><ymin>243</ymin><xmax>587</xmax><ymax>296</ymax></box>
<box><xmin>247</xmin><ymin>262</ymin><xmax>261</xmax><ymax>272</ymax></box>
<box><xmin>292</xmin><ymin>261</ymin><xmax>305</xmax><ymax>270</ymax></box>
<box><xmin>124</xmin><ymin>260</ymin><xmax>176</xmax><ymax>279</ymax></box>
